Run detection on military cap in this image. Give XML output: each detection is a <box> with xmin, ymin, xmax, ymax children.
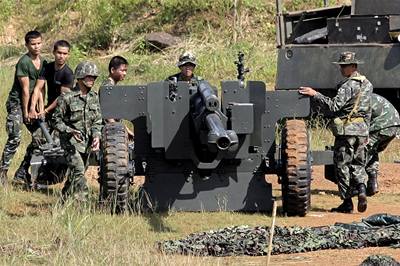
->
<box><xmin>75</xmin><ymin>61</ymin><xmax>100</xmax><ymax>79</ymax></box>
<box><xmin>177</xmin><ymin>51</ymin><xmax>197</xmax><ymax>67</ymax></box>
<box><xmin>332</xmin><ymin>51</ymin><xmax>364</xmax><ymax>65</ymax></box>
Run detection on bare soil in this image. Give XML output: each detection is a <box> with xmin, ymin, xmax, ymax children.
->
<box><xmin>260</xmin><ymin>163</ymin><xmax>400</xmax><ymax>265</ymax></box>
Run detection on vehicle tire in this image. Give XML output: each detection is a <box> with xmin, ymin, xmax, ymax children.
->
<box><xmin>281</xmin><ymin>119</ymin><xmax>311</xmax><ymax>217</ymax></box>
<box><xmin>99</xmin><ymin>122</ymin><xmax>130</xmax><ymax>214</ymax></box>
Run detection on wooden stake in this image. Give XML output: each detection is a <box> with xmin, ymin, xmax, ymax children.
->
<box><xmin>266</xmin><ymin>200</ymin><xmax>278</xmax><ymax>266</ymax></box>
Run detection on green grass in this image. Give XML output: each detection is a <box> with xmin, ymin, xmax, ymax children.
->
<box><xmin>0</xmin><ymin>186</ymin><xmax>279</xmax><ymax>264</ymax></box>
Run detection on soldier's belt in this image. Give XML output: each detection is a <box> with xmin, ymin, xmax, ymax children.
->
<box><xmin>331</xmin><ymin>117</ymin><xmax>365</xmax><ymax>136</ymax></box>
<box><xmin>343</xmin><ymin>117</ymin><xmax>364</xmax><ymax>124</ymax></box>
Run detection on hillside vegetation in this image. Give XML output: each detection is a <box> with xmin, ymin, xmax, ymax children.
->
<box><xmin>0</xmin><ymin>0</ymin><xmax>352</xmax><ymax>172</ymax></box>
<box><xmin>1</xmin><ymin>0</ymin><xmax>349</xmax><ymax>85</ymax></box>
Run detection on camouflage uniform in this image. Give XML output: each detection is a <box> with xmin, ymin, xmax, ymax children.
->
<box><xmin>0</xmin><ymin>54</ymin><xmax>46</xmax><ymax>185</ymax></box>
<box><xmin>366</xmin><ymin>93</ymin><xmax>400</xmax><ymax>195</ymax></box>
<box><xmin>101</xmin><ymin>77</ymin><xmax>115</xmax><ymax>86</ymax></box>
<box><xmin>313</xmin><ymin>53</ymin><xmax>372</xmax><ymax>207</ymax></box>
<box><xmin>53</xmin><ymin>62</ymin><xmax>102</xmax><ymax>200</ymax></box>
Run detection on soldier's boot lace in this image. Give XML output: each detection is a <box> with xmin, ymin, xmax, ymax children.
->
<box><xmin>330</xmin><ymin>198</ymin><xmax>353</xmax><ymax>213</ymax></box>
<box><xmin>0</xmin><ymin>168</ymin><xmax>8</xmax><ymax>187</ymax></box>
<box><xmin>357</xmin><ymin>183</ymin><xmax>368</xmax><ymax>213</ymax></box>
<box><xmin>366</xmin><ymin>172</ymin><xmax>379</xmax><ymax>196</ymax></box>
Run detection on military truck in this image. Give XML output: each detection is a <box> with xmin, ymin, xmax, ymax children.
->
<box><xmin>276</xmin><ymin>0</ymin><xmax>400</xmax><ymax>110</ymax></box>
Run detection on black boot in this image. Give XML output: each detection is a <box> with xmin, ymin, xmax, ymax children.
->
<box><xmin>366</xmin><ymin>172</ymin><xmax>379</xmax><ymax>196</ymax></box>
<box><xmin>0</xmin><ymin>168</ymin><xmax>8</xmax><ymax>187</ymax></box>
<box><xmin>357</xmin><ymin>184</ymin><xmax>368</xmax><ymax>213</ymax></box>
<box><xmin>331</xmin><ymin>198</ymin><xmax>354</xmax><ymax>213</ymax></box>
<box><xmin>12</xmin><ymin>165</ymin><xmax>32</xmax><ymax>188</ymax></box>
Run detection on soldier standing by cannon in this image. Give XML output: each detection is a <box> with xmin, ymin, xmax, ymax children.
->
<box><xmin>299</xmin><ymin>51</ymin><xmax>373</xmax><ymax>213</ymax></box>
<box><xmin>0</xmin><ymin>31</ymin><xmax>46</xmax><ymax>187</ymax></box>
<box><xmin>53</xmin><ymin>61</ymin><xmax>103</xmax><ymax>202</ymax></box>
<box><xmin>167</xmin><ymin>51</ymin><xmax>201</xmax><ymax>83</ymax></box>
<box><xmin>28</xmin><ymin>40</ymin><xmax>74</xmax><ymax>126</ymax></box>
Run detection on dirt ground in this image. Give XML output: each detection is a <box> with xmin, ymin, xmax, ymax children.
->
<box><xmin>259</xmin><ymin>163</ymin><xmax>400</xmax><ymax>266</ymax></box>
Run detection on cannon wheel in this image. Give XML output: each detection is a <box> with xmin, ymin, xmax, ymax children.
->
<box><xmin>281</xmin><ymin>119</ymin><xmax>311</xmax><ymax>217</ymax></box>
<box><xmin>99</xmin><ymin>122</ymin><xmax>130</xmax><ymax>214</ymax></box>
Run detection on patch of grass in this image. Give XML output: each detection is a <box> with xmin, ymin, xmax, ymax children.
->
<box><xmin>0</xmin><ymin>186</ymin><xmax>276</xmax><ymax>264</ymax></box>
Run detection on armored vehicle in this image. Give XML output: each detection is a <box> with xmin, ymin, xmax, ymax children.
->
<box><xmin>276</xmin><ymin>0</ymin><xmax>400</xmax><ymax>110</ymax></box>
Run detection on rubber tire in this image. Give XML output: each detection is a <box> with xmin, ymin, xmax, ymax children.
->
<box><xmin>281</xmin><ymin>119</ymin><xmax>312</xmax><ymax>217</ymax></box>
<box><xmin>99</xmin><ymin>122</ymin><xmax>130</xmax><ymax>214</ymax></box>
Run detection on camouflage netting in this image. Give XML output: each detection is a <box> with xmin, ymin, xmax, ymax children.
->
<box><xmin>158</xmin><ymin>214</ymin><xmax>400</xmax><ymax>256</ymax></box>
<box><xmin>360</xmin><ymin>255</ymin><xmax>400</xmax><ymax>266</ymax></box>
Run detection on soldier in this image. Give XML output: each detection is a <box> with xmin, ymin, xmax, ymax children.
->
<box><xmin>102</xmin><ymin>55</ymin><xmax>128</xmax><ymax>86</ymax></box>
<box><xmin>28</xmin><ymin>40</ymin><xmax>74</xmax><ymax>124</ymax></box>
<box><xmin>101</xmin><ymin>56</ymin><xmax>133</xmax><ymax>139</ymax></box>
<box><xmin>167</xmin><ymin>51</ymin><xmax>201</xmax><ymax>83</ymax></box>
<box><xmin>0</xmin><ymin>30</ymin><xmax>46</xmax><ymax>187</ymax></box>
<box><xmin>299</xmin><ymin>51</ymin><xmax>373</xmax><ymax>213</ymax></box>
<box><xmin>365</xmin><ymin>93</ymin><xmax>400</xmax><ymax>196</ymax></box>
<box><xmin>53</xmin><ymin>61</ymin><xmax>102</xmax><ymax>201</ymax></box>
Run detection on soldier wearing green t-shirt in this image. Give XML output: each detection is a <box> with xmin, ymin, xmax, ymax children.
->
<box><xmin>0</xmin><ymin>31</ymin><xmax>46</xmax><ymax>187</ymax></box>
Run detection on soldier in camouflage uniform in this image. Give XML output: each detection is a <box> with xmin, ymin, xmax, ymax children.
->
<box><xmin>166</xmin><ymin>51</ymin><xmax>202</xmax><ymax>83</ymax></box>
<box><xmin>299</xmin><ymin>51</ymin><xmax>373</xmax><ymax>213</ymax></box>
<box><xmin>53</xmin><ymin>61</ymin><xmax>102</xmax><ymax>201</ymax></box>
<box><xmin>365</xmin><ymin>93</ymin><xmax>400</xmax><ymax>196</ymax></box>
<box><xmin>0</xmin><ymin>31</ymin><xmax>46</xmax><ymax>187</ymax></box>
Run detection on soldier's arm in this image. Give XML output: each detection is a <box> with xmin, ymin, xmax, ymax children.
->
<box><xmin>29</xmin><ymin>79</ymin><xmax>46</xmax><ymax>118</ymax></box>
<box><xmin>313</xmin><ymin>82</ymin><xmax>352</xmax><ymax>113</ymax></box>
<box><xmin>91</xmin><ymin>102</ymin><xmax>103</xmax><ymax>151</ymax></box>
<box><xmin>18</xmin><ymin>76</ymin><xmax>31</xmax><ymax>122</ymax></box>
<box><xmin>53</xmin><ymin>96</ymin><xmax>75</xmax><ymax>134</ymax></box>
<box><xmin>91</xmin><ymin>105</ymin><xmax>103</xmax><ymax>140</ymax></box>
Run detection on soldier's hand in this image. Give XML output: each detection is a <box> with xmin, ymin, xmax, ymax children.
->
<box><xmin>23</xmin><ymin>111</ymin><xmax>31</xmax><ymax>124</ymax></box>
<box><xmin>91</xmin><ymin>137</ymin><xmax>100</xmax><ymax>151</ymax></box>
<box><xmin>299</xmin><ymin>86</ymin><xmax>317</xmax><ymax>97</ymax></box>
<box><xmin>126</xmin><ymin>127</ymin><xmax>134</xmax><ymax>142</ymax></box>
<box><xmin>72</xmin><ymin>130</ymin><xmax>83</xmax><ymax>142</ymax></box>
<box><xmin>28</xmin><ymin>109</ymin><xmax>38</xmax><ymax>120</ymax></box>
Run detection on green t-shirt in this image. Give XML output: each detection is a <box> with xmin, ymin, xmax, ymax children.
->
<box><xmin>6</xmin><ymin>53</ymin><xmax>46</xmax><ymax>107</ymax></box>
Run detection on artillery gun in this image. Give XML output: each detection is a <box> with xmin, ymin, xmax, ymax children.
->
<box><xmin>98</xmin><ymin>52</ymin><xmax>317</xmax><ymax>216</ymax></box>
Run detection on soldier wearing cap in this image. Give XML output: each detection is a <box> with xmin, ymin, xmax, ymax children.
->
<box><xmin>365</xmin><ymin>93</ymin><xmax>400</xmax><ymax>196</ymax></box>
<box><xmin>167</xmin><ymin>51</ymin><xmax>202</xmax><ymax>83</ymax></box>
<box><xmin>53</xmin><ymin>61</ymin><xmax>103</xmax><ymax>202</ymax></box>
<box><xmin>299</xmin><ymin>51</ymin><xmax>373</xmax><ymax>213</ymax></box>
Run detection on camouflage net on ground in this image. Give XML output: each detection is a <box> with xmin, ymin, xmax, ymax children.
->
<box><xmin>158</xmin><ymin>214</ymin><xmax>400</xmax><ymax>256</ymax></box>
<box><xmin>360</xmin><ymin>255</ymin><xmax>400</xmax><ymax>266</ymax></box>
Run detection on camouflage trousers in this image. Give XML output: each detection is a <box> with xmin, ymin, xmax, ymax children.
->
<box><xmin>0</xmin><ymin>103</ymin><xmax>42</xmax><ymax>177</ymax></box>
<box><xmin>62</xmin><ymin>147</ymin><xmax>89</xmax><ymax>201</ymax></box>
<box><xmin>334</xmin><ymin>135</ymin><xmax>368</xmax><ymax>199</ymax></box>
<box><xmin>366</xmin><ymin>127</ymin><xmax>398</xmax><ymax>176</ymax></box>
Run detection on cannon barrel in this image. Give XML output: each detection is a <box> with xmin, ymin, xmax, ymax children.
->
<box><xmin>198</xmin><ymin>81</ymin><xmax>219</xmax><ymax>112</ymax></box>
<box><xmin>205</xmin><ymin>113</ymin><xmax>238</xmax><ymax>151</ymax></box>
<box><xmin>38</xmin><ymin>119</ymin><xmax>54</xmax><ymax>145</ymax></box>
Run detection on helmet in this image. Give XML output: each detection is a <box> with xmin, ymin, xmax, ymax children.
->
<box><xmin>177</xmin><ymin>51</ymin><xmax>197</xmax><ymax>67</ymax></box>
<box><xmin>74</xmin><ymin>61</ymin><xmax>100</xmax><ymax>79</ymax></box>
